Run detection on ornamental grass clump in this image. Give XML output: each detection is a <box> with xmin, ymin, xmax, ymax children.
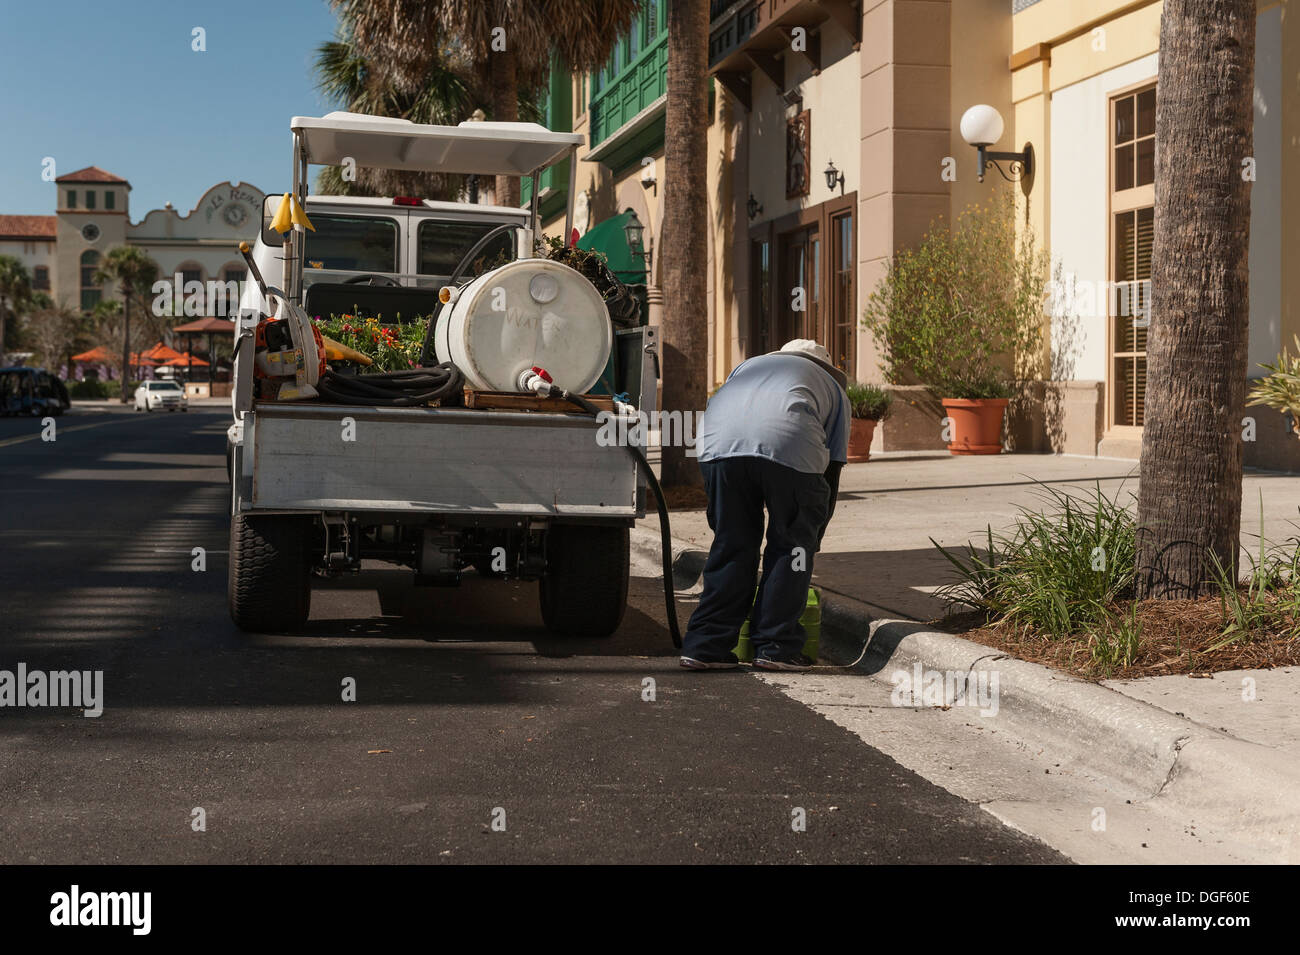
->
<box><xmin>932</xmin><ymin>482</ymin><xmax>1137</xmax><ymax>638</ymax></box>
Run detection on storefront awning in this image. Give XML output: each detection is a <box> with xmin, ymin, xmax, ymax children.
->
<box><xmin>577</xmin><ymin>212</ymin><xmax>648</xmax><ymax>285</ymax></box>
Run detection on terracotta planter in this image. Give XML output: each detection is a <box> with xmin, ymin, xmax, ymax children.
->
<box><xmin>847</xmin><ymin>417</ymin><xmax>877</xmax><ymax>462</ymax></box>
<box><xmin>941</xmin><ymin>398</ymin><xmax>1008</xmax><ymax>455</ymax></box>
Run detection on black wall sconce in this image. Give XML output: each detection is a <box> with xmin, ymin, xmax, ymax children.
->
<box><xmin>824</xmin><ymin>160</ymin><xmax>845</xmax><ymax>194</ymax></box>
<box><xmin>747</xmin><ymin>194</ymin><xmax>763</xmax><ymax>220</ymax></box>
<box><xmin>624</xmin><ymin>210</ymin><xmax>651</xmax><ymax>270</ymax></box>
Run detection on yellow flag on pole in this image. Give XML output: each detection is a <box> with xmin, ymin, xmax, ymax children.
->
<box><xmin>269</xmin><ymin>193</ymin><xmax>293</xmax><ymax>233</ymax></box>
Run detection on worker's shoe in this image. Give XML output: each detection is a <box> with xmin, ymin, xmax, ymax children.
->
<box><xmin>753</xmin><ymin>653</ymin><xmax>814</xmax><ymax>672</ymax></box>
<box><xmin>679</xmin><ymin>653</ymin><xmax>740</xmax><ymax>670</ymax></box>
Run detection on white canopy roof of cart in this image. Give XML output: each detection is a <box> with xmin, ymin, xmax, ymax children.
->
<box><xmin>290</xmin><ymin>112</ymin><xmax>584</xmax><ymax>177</ymax></box>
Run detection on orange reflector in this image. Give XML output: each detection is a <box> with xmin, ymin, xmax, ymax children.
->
<box><xmin>438</xmin><ymin>287</ymin><xmax>453</xmax><ymax>304</ymax></box>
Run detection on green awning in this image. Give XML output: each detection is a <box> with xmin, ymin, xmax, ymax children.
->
<box><xmin>577</xmin><ymin>211</ymin><xmax>648</xmax><ymax>284</ymax></box>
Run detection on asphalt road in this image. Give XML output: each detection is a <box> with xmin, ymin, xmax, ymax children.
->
<box><xmin>0</xmin><ymin>407</ymin><xmax>1064</xmax><ymax>864</ymax></box>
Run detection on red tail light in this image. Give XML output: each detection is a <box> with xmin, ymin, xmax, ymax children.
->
<box><xmin>393</xmin><ymin>196</ymin><xmax>423</xmax><ymax>206</ymax></box>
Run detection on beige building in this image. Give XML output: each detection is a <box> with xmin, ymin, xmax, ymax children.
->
<box><xmin>701</xmin><ymin>0</ymin><xmax>1296</xmax><ymax>466</ymax></box>
<box><xmin>0</xmin><ymin>166</ymin><xmax>264</xmax><ymax>322</ymax></box>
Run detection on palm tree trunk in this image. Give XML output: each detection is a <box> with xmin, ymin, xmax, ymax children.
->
<box><xmin>120</xmin><ymin>293</ymin><xmax>132</xmax><ymax>404</ymax></box>
<box><xmin>1135</xmin><ymin>0</ymin><xmax>1255</xmax><ymax>598</ymax></box>
<box><xmin>492</xmin><ymin>47</ymin><xmax>521</xmax><ymax>208</ymax></box>
<box><xmin>660</xmin><ymin>0</ymin><xmax>709</xmax><ymax>490</ymax></box>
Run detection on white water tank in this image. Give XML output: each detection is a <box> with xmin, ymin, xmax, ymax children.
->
<box><xmin>434</xmin><ymin>259</ymin><xmax>612</xmax><ymax>394</ymax></box>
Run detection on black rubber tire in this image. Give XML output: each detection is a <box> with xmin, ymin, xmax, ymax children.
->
<box><xmin>228</xmin><ymin>513</ymin><xmax>312</xmax><ymax>633</ymax></box>
<box><xmin>539</xmin><ymin>524</ymin><xmax>629</xmax><ymax>637</ymax></box>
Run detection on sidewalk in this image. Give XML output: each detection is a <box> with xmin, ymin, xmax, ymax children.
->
<box><xmin>632</xmin><ymin>451</ymin><xmax>1300</xmax><ymax>861</ymax></box>
<box><xmin>658</xmin><ymin>450</ymin><xmax>1300</xmax><ymax>621</ymax></box>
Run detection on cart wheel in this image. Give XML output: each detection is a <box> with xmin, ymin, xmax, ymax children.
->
<box><xmin>228</xmin><ymin>513</ymin><xmax>312</xmax><ymax>633</ymax></box>
<box><xmin>539</xmin><ymin>524</ymin><xmax>628</xmax><ymax>637</ymax></box>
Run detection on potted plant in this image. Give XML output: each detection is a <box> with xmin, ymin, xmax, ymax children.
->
<box><xmin>860</xmin><ymin>196</ymin><xmax>1046</xmax><ymax>457</ymax></box>
<box><xmin>1247</xmin><ymin>335</ymin><xmax>1300</xmax><ymax>437</ymax></box>
<box><xmin>940</xmin><ymin>377</ymin><xmax>1014</xmax><ymax>455</ymax></box>
<box><xmin>845</xmin><ymin>383</ymin><xmax>892</xmax><ymax>461</ymax></box>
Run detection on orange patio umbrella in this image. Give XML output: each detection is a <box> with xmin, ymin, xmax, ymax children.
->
<box><xmin>141</xmin><ymin>342</ymin><xmax>186</xmax><ymax>362</ymax></box>
<box><xmin>70</xmin><ymin>346</ymin><xmax>114</xmax><ymax>363</ymax></box>
<box><xmin>164</xmin><ymin>353</ymin><xmax>209</xmax><ymax>367</ymax></box>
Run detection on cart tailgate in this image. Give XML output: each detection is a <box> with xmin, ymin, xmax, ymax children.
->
<box><xmin>248</xmin><ymin>403</ymin><xmax>639</xmax><ymax>516</ymax></box>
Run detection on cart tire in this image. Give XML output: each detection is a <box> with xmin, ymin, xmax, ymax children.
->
<box><xmin>539</xmin><ymin>524</ymin><xmax>628</xmax><ymax>637</ymax></box>
<box><xmin>228</xmin><ymin>513</ymin><xmax>312</xmax><ymax>633</ymax></box>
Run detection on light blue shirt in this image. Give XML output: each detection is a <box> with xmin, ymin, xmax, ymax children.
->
<box><xmin>697</xmin><ymin>353</ymin><xmax>850</xmax><ymax>473</ymax></box>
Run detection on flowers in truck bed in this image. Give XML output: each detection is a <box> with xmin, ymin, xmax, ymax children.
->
<box><xmin>313</xmin><ymin>314</ymin><xmax>431</xmax><ymax>372</ymax></box>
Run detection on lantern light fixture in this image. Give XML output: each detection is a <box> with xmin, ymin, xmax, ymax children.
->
<box><xmin>824</xmin><ymin>160</ymin><xmax>845</xmax><ymax>194</ymax></box>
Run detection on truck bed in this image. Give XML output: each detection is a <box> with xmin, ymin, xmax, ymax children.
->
<box><xmin>242</xmin><ymin>401</ymin><xmax>641</xmax><ymax>518</ymax></box>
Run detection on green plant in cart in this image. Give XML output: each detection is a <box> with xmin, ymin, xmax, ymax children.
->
<box><xmin>313</xmin><ymin>314</ymin><xmax>431</xmax><ymax>373</ymax></box>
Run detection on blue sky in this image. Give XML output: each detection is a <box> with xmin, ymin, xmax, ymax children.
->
<box><xmin>0</xmin><ymin>0</ymin><xmax>341</xmax><ymax>216</ymax></box>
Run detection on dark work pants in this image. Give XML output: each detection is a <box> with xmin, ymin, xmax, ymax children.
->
<box><xmin>683</xmin><ymin>456</ymin><xmax>830</xmax><ymax>661</ymax></box>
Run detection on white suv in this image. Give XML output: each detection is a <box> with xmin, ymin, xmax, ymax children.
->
<box><xmin>134</xmin><ymin>380</ymin><xmax>189</xmax><ymax>412</ymax></box>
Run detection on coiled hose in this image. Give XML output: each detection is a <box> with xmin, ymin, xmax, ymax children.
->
<box><xmin>317</xmin><ymin>363</ymin><xmax>463</xmax><ymax>407</ymax></box>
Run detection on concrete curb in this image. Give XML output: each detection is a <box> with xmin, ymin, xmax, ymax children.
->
<box><xmin>629</xmin><ymin>526</ymin><xmax>706</xmax><ymax>593</ymax></box>
<box><xmin>630</xmin><ymin>523</ymin><xmax>1300</xmax><ymax>860</ymax></box>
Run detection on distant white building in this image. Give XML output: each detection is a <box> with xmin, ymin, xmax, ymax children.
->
<box><xmin>0</xmin><ymin>166</ymin><xmax>265</xmax><ymax>315</ymax></box>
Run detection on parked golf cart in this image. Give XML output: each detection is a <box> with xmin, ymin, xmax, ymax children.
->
<box><xmin>0</xmin><ymin>367</ymin><xmax>71</xmax><ymax>417</ymax></box>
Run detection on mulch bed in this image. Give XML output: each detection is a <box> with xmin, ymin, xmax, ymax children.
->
<box><xmin>662</xmin><ymin>485</ymin><xmax>709</xmax><ymax>511</ymax></box>
<box><xmin>937</xmin><ymin>597</ymin><xmax>1300</xmax><ymax>681</ymax></box>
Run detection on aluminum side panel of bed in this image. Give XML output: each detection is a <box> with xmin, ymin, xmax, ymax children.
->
<box><xmin>246</xmin><ymin>403</ymin><xmax>639</xmax><ymax>517</ymax></box>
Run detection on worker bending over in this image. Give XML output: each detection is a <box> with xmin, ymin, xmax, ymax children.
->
<box><xmin>680</xmin><ymin>339</ymin><xmax>849</xmax><ymax>672</ymax></box>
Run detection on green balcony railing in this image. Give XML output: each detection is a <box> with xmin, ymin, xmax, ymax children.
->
<box><xmin>588</xmin><ymin>4</ymin><xmax>668</xmax><ymax>148</ymax></box>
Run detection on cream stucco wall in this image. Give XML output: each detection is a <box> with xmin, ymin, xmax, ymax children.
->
<box><xmin>747</xmin><ymin>28</ymin><xmax>861</xmax><ymax>222</ymax></box>
<box><xmin>1048</xmin><ymin>52</ymin><xmax>1158</xmax><ymax>384</ymax></box>
<box><xmin>0</xmin><ymin>239</ymin><xmax>57</xmax><ymax>298</ymax></box>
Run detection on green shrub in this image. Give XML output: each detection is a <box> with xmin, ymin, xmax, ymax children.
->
<box><xmin>845</xmin><ymin>382</ymin><xmax>892</xmax><ymax>420</ymax></box>
<box><xmin>1247</xmin><ymin>335</ymin><xmax>1300</xmax><ymax>430</ymax></box>
<box><xmin>932</xmin><ymin>482</ymin><xmax>1136</xmax><ymax>637</ymax></box>
<box><xmin>861</xmin><ymin>194</ymin><xmax>1047</xmax><ymax>399</ymax></box>
<box><xmin>67</xmin><ymin>378</ymin><xmax>118</xmax><ymax>399</ymax></box>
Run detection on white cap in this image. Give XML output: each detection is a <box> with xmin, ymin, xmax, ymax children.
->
<box><xmin>777</xmin><ymin>339</ymin><xmax>848</xmax><ymax>389</ymax></box>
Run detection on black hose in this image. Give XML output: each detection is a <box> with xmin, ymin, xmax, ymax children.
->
<box><xmin>550</xmin><ymin>389</ymin><xmax>682</xmax><ymax>649</ymax></box>
<box><xmin>316</xmin><ymin>364</ymin><xmax>463</xmax><ymax>407</ymax></box>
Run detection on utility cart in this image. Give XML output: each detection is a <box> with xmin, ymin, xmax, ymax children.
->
<box><xmin>227</xmin><ymin>112</ymin><xmax>658</xmax><ymax>636</ymax></box>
